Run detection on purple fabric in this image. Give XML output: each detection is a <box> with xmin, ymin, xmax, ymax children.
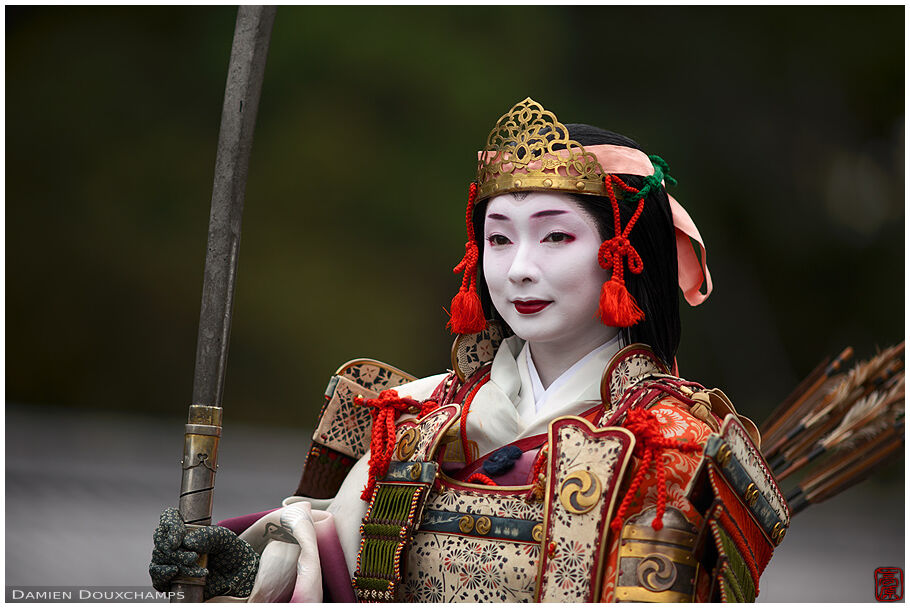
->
<box><xmin>314</xmin><ymin>514</ymin><xmax>356</xmax><ymax>603</ymax></box>
<box><xmin>218</xmin><ymin>507</ymin><xmax>355</xmax><ymax>603</ymax></box>
<box><xmin>217</xmin><ymin>509</ymin><xmax>279</xmax><ymax>535</ymax></box>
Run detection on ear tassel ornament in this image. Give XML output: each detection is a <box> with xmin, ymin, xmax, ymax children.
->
<box><xmin>597</xmin><ymin>174</ymin><xmax>647</xmax><ymax>327</ymax></box>
<box><xmin>447</xmin><ymin>182</ymin><xmax>487</xmax><ymax>334</ymax></box>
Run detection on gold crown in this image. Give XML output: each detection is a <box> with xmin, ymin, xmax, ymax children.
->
<box><xmin>475</xmin><ymin>98</ymin><xmax>607</xmax><ymax>202</ymax></box>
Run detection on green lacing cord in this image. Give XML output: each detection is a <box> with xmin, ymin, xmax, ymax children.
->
<box><xmin>623</xmin><ymin>154</ymin><xmax>678</xmax><ymax>203</ymax></box>
<box><xmin>371</xmin><ymin>485</ymin><xmax>411</xmax><ymax>523</ymax></box>
<box><xmin>359</xmin><ymin>484</ymin><xmax>421</xmax><ymax>579</ymax></box>
<box><xmin>372</xmin><ymin>485</ymin><xmax>389</xmax><ymax>519</ymax></box>
<box><xmin>389</xmin><ymin>486</ymin><xmax>416</xmax><ymax>522</ymax></box>
<box><xmin>720</xmin><ymin>569</ymin><xmax>743</xmax><ymax>603</ymax></box>
<box><xmin>715</xmin><ymin>525</ymin><xmax>756</xmax><ymax>602</ymax></box>
<box><xmin>389</xmin><ymin>487</ymin><xmax>404</xmax><ymax>521</ymax></box>
<box><xmin>363</xmin><ymin>523</ymin><xmax>402</xmax><ymax>537</ymax></box>
<box><xmin>363</xmin><ymin>538</ymin><xmax>375</xmax><ymax>574</ymax></box>
<box><xmin>356</xmin><ymin>576</ymin><xmax>391</xmax><ymax>591</ymax></box>
<box><xmin>381</xmin><ymin>538</ymin><xmax>396</xmax><ymax>577</ymax></box>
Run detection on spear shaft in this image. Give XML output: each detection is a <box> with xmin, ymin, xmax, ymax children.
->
<box><xmin>171</xmin><ymin>6</ymin><xmax>276</xmax><ymax>602</ymax></box>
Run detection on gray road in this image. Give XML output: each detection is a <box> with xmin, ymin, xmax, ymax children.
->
<box><xmin>5</xmin><ymin>404</ymin><xmax>904</xmax><ymax>601</ymax></box>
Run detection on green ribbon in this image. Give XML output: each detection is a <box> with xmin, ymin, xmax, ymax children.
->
<box><xmin>623</xmin><ymin>154</ymin><xmax>677</xmax><ymax>202</ymax></box>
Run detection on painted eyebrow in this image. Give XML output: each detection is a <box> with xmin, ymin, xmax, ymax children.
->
<box><xmin>486</xmin><ymin>209</ymin><xmax>568</xmax><ymax>221</ymax></box>
<box><xmin>531</xmin><ymin>210</ymin><xmax>567</xmax><ymax>219</ymax></box>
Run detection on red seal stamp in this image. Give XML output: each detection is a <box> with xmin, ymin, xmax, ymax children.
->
<box><xmin>875</xmin><ymin>567</ymin><xmax>903</xmax><ymax>601</ymax></box>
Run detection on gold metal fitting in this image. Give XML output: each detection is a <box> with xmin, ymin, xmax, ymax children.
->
<box><xmin>637</xmin><ymin>553</ymin><xmax>678</xmax><ymax>592</ymax></box>
<box><xmin>559</xmin><ymin>470</ymin><xmax>602</xmax><ymax>514</ymax></box>
<box><xmin>744</xmin><ymin>483</ymin><xmax>759</xmax><ymax>507</ymax></box>
<box><xmin>409</xmin><ymin>462</ymin><xmax>422</xmax><ymax>480</ymax></box>
<box><xmin>771</xmin><ymin>522</ymin><xmax>787</xmax><ymax>545</ymax></box>
<box><xmin>188</xmin><ymin>404</ymin><xmax>223</xmax><ymax>426</ymax></box>
<box><xmin>458</xmin><ymin>515</ymin><xmax>474</xmax><ymax>533</ymax></box>
<box><xmin>475</xmin><ymin>516</ymin><xmax>492</xmax><ymax>535</ymax></box>
<box><xmin>396</xmin><ymin>428</ymin><xmax>419</xmax><ymax>461</ymax></box>
<box><xmin>532</xmin><ymin>523</ymin><xmax>544</xmax><ymax>542</ymax></box>
<box><xmin>475</xmin><ymin>98</ymin><xmax>608</xmax><ymax>203</ymax></box>
<box><xmin>716</xmin><ymin>444</ymin><xmax>731</xmax><ymax>468</ymax></box>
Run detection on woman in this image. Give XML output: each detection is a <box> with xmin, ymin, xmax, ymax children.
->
<box><xmin>151</xmin><ymin>98</ymin><xmax>787</xmax><ymax>603</ymax></box>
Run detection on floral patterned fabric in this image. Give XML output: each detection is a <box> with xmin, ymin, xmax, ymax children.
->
<box><xmin>453</xmin><ymin>322</ymin><xmax>505</xmax><ymax>381</ymax></box>
<box><xmin>340</xmin><ymin>360</ymin><xmax>415</xmax><ymax>392</ymax></box>
<box><xmin>406</xmin><ymin>534</ymin><xmax>541</xmax><ymax>602</ymax></box>
<box><xmin>606</xmin><ymin>347</ymin><xmax>665</xmax><ymax>406</ymax></box>
<box><xmin>425</xmin><ymin>486</ymin><xmax>543</xmax><ymax>521</ymax></box>
<box><xmin>405</xmin><ymin>486</ymin><xmax>544</xmax><ymax>602</ymax></box>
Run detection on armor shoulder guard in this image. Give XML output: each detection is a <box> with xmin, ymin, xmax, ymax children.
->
<box><xmin>294</xmin><ymin>358</ymin><xmax>418</xmax><ymax>498</ymax></box>
<box><xmin>600</xmin><ymin>344</ymin><xmax>761</xmax><ymax>447</ymax></box>
<box><xmin>686</xmin><ymin>414</ymin><xmax>790</xmax><ymax>602</ymax></box>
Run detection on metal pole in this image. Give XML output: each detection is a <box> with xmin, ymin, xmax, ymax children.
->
<box><xmin>171</xmin><ymin>6</ymin><xmax>276</xmax><ymax>602</ymax></box>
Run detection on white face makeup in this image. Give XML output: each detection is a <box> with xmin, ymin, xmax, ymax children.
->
<box><xmin>482</xmin><ymin>191</ymin><xmax>618</xmax><ymax>354</ymax></box>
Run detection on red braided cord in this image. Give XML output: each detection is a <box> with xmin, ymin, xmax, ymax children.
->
<box><xmin>607</xmin><ymin>175</ymin><xmax>623</xmax><ymax>236</ymax></box>
<box><xmin>459</xmin><ymin>375</ymin><xmax>489</xmax><ymax>465</ymax></box>
<box><xmin>453</xmin><ymin>183</ymin><xmax>479</xmax><ymax>287</ymax></box>
<box><xmin>653</xmin><ymin>447</ymin><xmax>667</xmax><ymax>530</ymax></box>
<box><xmin>448</xmin><ymin>183</ymin><xmax>487</xmax><ymax>334</ymax></box>
<box><xmin>523</xmin><ymin>445</ymin><xmax>550</xmax><ymax>500</ymax></box>
<box><xmin>355</xmin><ymin>389</ymin><xmax>424</xmax><ymax>501</ymax></box>
<box><xmin>420</xmin><ymin>400</ymin><xmax>439</xmax><ymax>417</ymax></box>
<box><xmin>465</xmin><ymin>182</ymin><xmax>477</xmax><ymax>240</ymax></box>
<box><xmin>599</xmin><ymin>175</ymin><xmax>646</xmax><ymax>280</ymax></box>
<box><xmin>611</xmin><ymin>445</ymin><xmax>654</xmax><ymax>531</ymax></box>
<box><xmin>612</xmin><ymin>176</ymin><xmax>646</xmax><ymax>240</ymax></box>
<box><xmin>384</xmin><ymin>409</ymin><xmax>396</xmax><ymax>464</ymax></box>
<box><xmin>610</xmin><ymin>408</ymin><xmax>702</xmax><ymax>530</ymax></box>
<box><xmin>466</xmin><ymin>472</ymin><xmax>498</xmax><ymax>486</ymax></box>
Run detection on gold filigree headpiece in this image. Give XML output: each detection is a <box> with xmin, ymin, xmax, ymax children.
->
<box><xmin>475</xmin><ymin>97</ymin><xmax>607</xmax><ymax>203</ymax></box>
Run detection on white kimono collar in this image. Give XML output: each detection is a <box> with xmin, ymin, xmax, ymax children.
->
<box><xmin>462</xmin><ymin>335</ymin><xmax>623</xmax><ymax>459</ymax></box>
<box><xmin>525</xmin><ymin>333</ymin><xmax>622</xmax><ymax>414</ymax></box>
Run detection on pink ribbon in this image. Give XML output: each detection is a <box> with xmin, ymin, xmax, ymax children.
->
<box><xmin>667</xmin><ymin>194</ymin><xmax>712</xmax><ymax>305</ymax></box>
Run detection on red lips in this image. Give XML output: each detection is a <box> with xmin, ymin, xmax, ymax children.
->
<box><xmin>513</xmin><ymin>300</ymin><xmax>551</xmax><ymax>314</ymax></box>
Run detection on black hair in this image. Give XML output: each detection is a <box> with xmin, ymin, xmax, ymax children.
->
<box><xmin>471</xmin><ymin>123</ymin><xmax>681</xmax><ymax>369</ymax></box>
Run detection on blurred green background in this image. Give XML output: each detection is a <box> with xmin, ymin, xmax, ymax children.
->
<box><xmin>6</xmin><ymin>6</ymin><xmax>903</xmax><ymax>433</ymax></box>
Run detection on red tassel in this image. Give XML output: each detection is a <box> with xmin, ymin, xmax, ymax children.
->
<box><xmin>448</xmin><ymin>286</ymin><xmax>486</xmax><ymax>334</ymax></box>
<box><xmin>598</xmin><ymin>278</ymin><xmax>644</xmax><ymax>327</ymax></box>
<box><xmin>447</xmin><ymin>182</ymin><xmax>487</xmax><ymax>335</ymax></box>
<box><xmin>596</xmin><ymin>175</ymin><xmax>648</xmax><ymax>328</ymax></box>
